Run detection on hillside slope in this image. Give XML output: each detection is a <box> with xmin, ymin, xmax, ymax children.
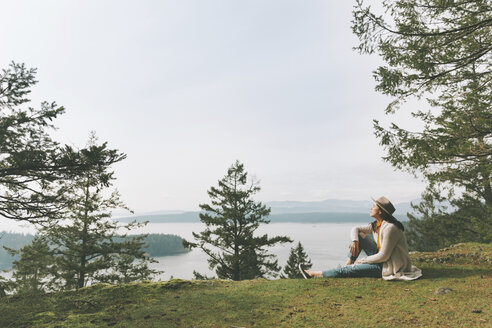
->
<box><xmin>0</xmin><ymin>243</ymin><xmax>490</xmax><ymax>328</ymax></box>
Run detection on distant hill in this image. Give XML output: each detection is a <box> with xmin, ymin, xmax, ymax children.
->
<box><xmin>116</xmin><ymin>198</ymin><xmax>417</xmax><ymax>224</ymax></box>
<box><xmin>116</xmin><ymin>211</ymin><xmax>408</xmax><ymax>224</ymax></box>
<box><xmin>266</xmin><ymin>199</ymin><xmax>418</xmax><ymax>215</ymax></box>
<box><xmin>0</xmin><ymin>232</ymin><xmax>34</xmax><ymax>270</ymax></box>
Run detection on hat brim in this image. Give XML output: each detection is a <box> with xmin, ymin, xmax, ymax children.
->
<box><xmin>371</xmin><ymin>197</ymin><xmax>398</xmax><ymax>221</ymax></box>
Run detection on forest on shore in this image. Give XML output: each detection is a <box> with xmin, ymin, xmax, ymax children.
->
<box><xmin>0</xmin><ymin>232</ymin><xmax>188</xmax><ymax>270</ymax></box>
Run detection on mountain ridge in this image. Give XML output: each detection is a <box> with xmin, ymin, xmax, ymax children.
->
<box><xmin>115</xmin><ymin>198</ymin><xmax>419</xmax><ymax>223</ymax></box>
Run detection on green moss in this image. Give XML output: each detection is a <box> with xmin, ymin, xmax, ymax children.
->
<box><xmin>34</xmin><ymin>311</ymin><xmax>56</xmax><ymax>323</ymax></box>
<box><xmin>1</xmin><ymin>242</ymin><xmax>490</xmax><ymax>328</ymax></box>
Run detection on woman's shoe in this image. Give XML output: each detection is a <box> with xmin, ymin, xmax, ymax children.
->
<box><xmin>298</xmin><ymin>264</ymin><xmax>312</xmax><ymax>279</ymax></box>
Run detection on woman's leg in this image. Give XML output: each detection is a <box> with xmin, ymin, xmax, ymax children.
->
<box><xmin>347</xmin><ymin>232</ymin><xmax>378</xmax><ymax>263</ymax></box>
<box><xmin>304</xmin><ymin>233</ymin><xmax>381</xmax><ymax>278</ymax></box>
<box><xmin>305</xmin><ymin>262</ymin><xmax>382</xmax><ymax>278</ymax></box>
<box><xmin>322</xmin><ymin>263</ymin><xmax>382</xmax><ymax>278</ymax></box>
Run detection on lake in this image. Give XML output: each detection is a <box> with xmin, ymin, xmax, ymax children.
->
<box><xmin>130</xmin><ymin>222</ymin><xmax>365</xmax><ymax>280</ymax></box>
<box><xmin>0</xmin><ymin>219</ymin><xmax>371</xmax><ymax>281</ymax></box>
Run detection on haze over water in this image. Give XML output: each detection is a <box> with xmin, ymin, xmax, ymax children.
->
<box><xmin>133</xmin><ymin>222</ymin><xmax>358</xmax><ymax>280</ymax></box>
<box><xmin>0</xmin><ymin>214</ymin><xmax>373</xmax><ymax>280</ymax></box>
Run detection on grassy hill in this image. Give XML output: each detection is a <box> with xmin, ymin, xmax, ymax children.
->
<box><xmin>0</xmin><ymin>243</ymin><xmax>490</xmax><ymax>327</ymax></box>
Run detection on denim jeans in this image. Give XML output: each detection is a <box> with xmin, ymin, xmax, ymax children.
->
<box><xmin>322</xmin><ymin>232</ymin><xmax>382</xmax><ymax>278</ymax></box>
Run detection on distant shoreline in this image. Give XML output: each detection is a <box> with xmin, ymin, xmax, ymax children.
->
<box><xmin>116</xmin><ymin>211</ymin><xmax>408</xmax><ymax>224</ymax></box>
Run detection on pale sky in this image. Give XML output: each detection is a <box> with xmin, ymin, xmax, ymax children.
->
<box><xmin>1</xmin><ymin>0</ymin><xmax>426</xmax><ymax>213</ymax></box>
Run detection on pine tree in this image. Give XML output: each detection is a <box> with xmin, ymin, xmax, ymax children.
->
<box><xmin>407</xmin><ymin>189</ymin><xmax>492</xmax><ymax>251</ymax></box>
<box><xmin>283</xmin><ymin>242</ymin><xmax>312</xmax><ymax>279</ymax></box>
<box><xmin>43</xmin><ymin>133</ymin><xmax>159</xmax><ymax>289</ymax></box>
<box><xmin>185</xmin><ymin>161</ymin><xmax>292</xmax><ymax>281</ymax></box>
<box><xmin>0</xmin><ymin>62</ymin><xmax>125</xmax><ymax>223</ymax></box>
<box><xmin>5</xmin><ymin>237</ymin><xmax>55</xmax><ymax>293</ymax></box>
<box><xmin>10</xmin><ymin>133</ymin><xmax>160</xmax><ymax>291</ymax></box>
<box><xmin>352</xmin><ymin>0</ymin><xmax>492</xmax><ymax>248</ymax></box>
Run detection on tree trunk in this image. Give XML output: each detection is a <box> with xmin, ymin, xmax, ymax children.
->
<box><xmin>233</xmin><ymin>243</ymin><xmax>240</xmax><ymax>281</ymax></box>
<box><xmin>77</xmin><ymin>181</ymin><xmax>90</xmax><ymax>289</ymax></box>
<box><xmin>484</xmin><ymin>179</ymin><xmax>492</xmax><ymax>208</ymax></box>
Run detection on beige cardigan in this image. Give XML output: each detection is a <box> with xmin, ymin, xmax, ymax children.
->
<box><xmin>351</xmin><ymin>221</ymin><xmax>422</xmax><ymax>281</ymax></box>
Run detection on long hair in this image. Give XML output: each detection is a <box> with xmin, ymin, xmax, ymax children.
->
<box><xmin>371</xmin><ymin>210</ymin><xmax>405</xmax><ymax>232</ymax></box>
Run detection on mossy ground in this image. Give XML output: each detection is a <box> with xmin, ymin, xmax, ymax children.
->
<box><xmin>1</xmin><ymin>243</ymin><xmax>490</xmax><ymax>328</ymax></box>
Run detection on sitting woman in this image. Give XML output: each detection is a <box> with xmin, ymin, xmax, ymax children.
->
<box><xmin>299</xmin><ymin>196</ymin><xmax>422</xmax><ymax>281</ymax></box>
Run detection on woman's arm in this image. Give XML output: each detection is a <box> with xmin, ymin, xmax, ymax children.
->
<box><xmin>358</xmin><ymin>224</ymin><xmax>401</xmax><ymax>264</ymax></box>
<box><xmin>349</xmin><ymin>223</ymin><xmax>374</xmax><ymax>258</ymax></box>
<box><xmin>350</xmin><ymin>223</ymin><xmax>373</xmax><ymax>241</ymax></box>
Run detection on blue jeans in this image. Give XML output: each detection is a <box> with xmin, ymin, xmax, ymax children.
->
<box><xmin>322</xmin><ymin>233</ymin><xmax>382</xmax><ymax>278</ymax></box>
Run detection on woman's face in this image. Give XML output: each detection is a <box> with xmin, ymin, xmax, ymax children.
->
<box><xmin>370</xmin><ymin>203</ymin><xmax>382</xmax><ymax>219</ymax></box>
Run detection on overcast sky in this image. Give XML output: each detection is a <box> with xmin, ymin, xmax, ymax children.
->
<box><xmin>1</xmin><ymin>0</ymin><xmax>426</xmax><ymax>213</ymax></box>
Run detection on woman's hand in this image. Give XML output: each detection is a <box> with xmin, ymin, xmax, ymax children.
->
<box><xmin>350</xmin><ymin>240</ymin><xmax>359</xmax><ymax>257</ymax></box>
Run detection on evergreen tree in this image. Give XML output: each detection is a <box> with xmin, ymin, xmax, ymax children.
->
<box><xmin>10</xmin><ymin>134</ymin><xmax>159</xmax><ymax>291</ymax></box>
<box><xmin>352</xmin><ymin>0</ymin><xmax>492</xmax><ymax>248</ymax></box>
<box><xmin>0</xmin><ymin>276</ymin><xmax>7</xmax><ymax>297</ymax></box>
<box><xmin>0</xmin><ymin>62</ymin><xmax>125</xmax><ymax>223</ymax></box>
<box><xmin>283</xmin><ymin>242</ymin><xmax>312</xmax><ymax>279</ymax></box>
<box><xmin>407</xmin><ymin>190</ymin><xmax>492</xmax><ymax>251</ymax></box>
<box><xmin>4</xmin><ymin>237</ymin><xmax>55</xmax><ymax>293</ymax></box>
<box><xmin>45</xmin><ymin>133</ymin><xmax>159</xmax><ymax>289</ymax></box>
<box><xmin>185</xmin><ymin>161</ymin><xmax>292</xmax><ymax>281</ymax></box>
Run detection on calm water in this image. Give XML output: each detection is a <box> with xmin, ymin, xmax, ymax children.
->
<box><xmin>129</xmin><ymin>222</ymin><xmax>361</xmax><ymax>280</ymax></box>
<box><xmin>0</xmin><ymin>219</ymin><xmax>368</xmax><ymax>280</ymax></box>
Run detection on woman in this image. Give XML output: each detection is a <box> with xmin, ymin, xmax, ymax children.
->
<box><xmin>299</xmin><ymin>196</ymin><xmax>422</xmax><ymax>280</ymax></box>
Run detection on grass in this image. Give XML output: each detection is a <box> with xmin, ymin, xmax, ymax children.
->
<box><xmin>0</xmin><ymin>243</ymin><xmax>490</xmax><ymax>327</ymax></box>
